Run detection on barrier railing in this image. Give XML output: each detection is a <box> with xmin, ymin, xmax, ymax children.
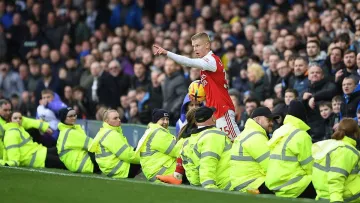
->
<box><xmin>76</xmin><ymin>119</ymin><xmax>176</xmax><ymax>147</ymax></box>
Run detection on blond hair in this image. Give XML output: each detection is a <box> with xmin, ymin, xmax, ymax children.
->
<box><xmin>247</xmin><ymin>63</ymin><xmax>264</xmax><ymax>82</ymax></box>
<box><xmin>191</xmin><ymin>32</ymin><xmax>210</xmax><ymax>42</ymax></box>
<box><xmin>102</xmin><ymin>109</ymin><xmax>119</xmax><ymax>121</ymax></box>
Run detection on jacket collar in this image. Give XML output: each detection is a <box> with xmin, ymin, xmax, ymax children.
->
<box><xmin>244</xmin><ymin>118</ymin><xmax>268</xmax><ymax>139</ymax></box>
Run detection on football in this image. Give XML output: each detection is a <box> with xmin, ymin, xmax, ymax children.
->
<box><xmin>188</xmin><ymin>80</ymin><xmax>206</xmax><ymax>102</ymax></box>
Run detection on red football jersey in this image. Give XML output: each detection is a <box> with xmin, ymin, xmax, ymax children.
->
<box><xmin>200</xmin><ymin>53</ymin><xmax>235</xmax><ymax>119</ymax></box>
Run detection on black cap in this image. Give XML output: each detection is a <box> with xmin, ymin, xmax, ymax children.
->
<box><xmin>288</xmin><ymin>100</ymin><xmax>307</xmax><ymax>123</ymax></box>
<box><xmin>152</xmin><ymin>109</ymin><xmax>169</xmax><ymax>123</ymax></box>
<box><xmin>250</xmin><ymin>107</ymin><xmax>280</xmax><ymax>119</ymax></box>
<box><xmin>59</xmin><ymin>107</ymin><xmax>74</xmax><ymax>123</ymax></box>
<box><xmin>195</xmin><ymin>106</ymin><xmax>216</xmax><ymax>122</ymax></box>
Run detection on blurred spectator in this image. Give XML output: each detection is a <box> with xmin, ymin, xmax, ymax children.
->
<box><xmin>161</xmin><ymin>59</ymin><xmax>187</xmax><ymax>125</ymax></box>
<box><xmin>98</xmin><ymin>60</ymin><xmax>130</xmax><ymax>108</ymax></box>
<box><xmin>109</xmin><ymin>0</ymin><xmax>143</xmax><ymax>30</ymax></box>
<box><xmin>35</xmin><ymin>63</ymin><xmax>64</xmax><ymax>104</ymax></box>
<box><xmin>0</xmin><ymin>62</ymin><xmax>24</xmax><ymax>98</ymax></box>
<box><xmin>303</xmin><ymin>65</ymin><xmax>338</xmax><ymax>142</ymax></box>
<box><xmin>247</xmin><ymin>63</ymin><xmax>265</xmax><ymax>101</ymax></box>
<box><xmin>239</xmin><ymin>97</ymin><xmax>259</xmax><ymax>131</ymax></box>
<box><xmin>293</xmin><ymin>57</ymin><xmax>309</xmax><ymax>96</ymax></box>
<box><xmin>341</xmin><ymin>76</ymin><xmax>360</xmax><ymax>119</ymax></box>
<box><xmin>131</xmin><ymin>61</ymin><xmax>150</xmax><ymax>89</ymax></box>
<box><xmin>135</xmin><ymin>86</ymin><xmax>151</xmax><ymax>124</ymax></box>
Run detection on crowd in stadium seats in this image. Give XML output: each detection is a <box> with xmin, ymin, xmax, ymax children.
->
<box><xmin>1</xmin><ymin>0</ymin><xmax>360</xmax><ymax>140</ymax></box>
<box><xmin>0</xmin><ymin>0</ymin><xmax>360</xmax><ymax>200</ymax></box>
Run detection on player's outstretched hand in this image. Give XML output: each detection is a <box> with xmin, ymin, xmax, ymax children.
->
<box><xmin>152</xmin><ymin>44</ymin><xmax>168</xmax><ymax>56</ymax></box>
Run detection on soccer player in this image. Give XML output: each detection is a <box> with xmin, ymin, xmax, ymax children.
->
<box><xmin>153</xmin><ymin>32</ymin><xmax>240</xmax><ymax>141</ymax></box>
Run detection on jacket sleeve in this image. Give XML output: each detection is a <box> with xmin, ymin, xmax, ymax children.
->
<box><xmin>151</xmin><ymin>130</ymin><xmax>181</xmax><ymax>158</ymax></box>
<box><xmin>327</xmin><ymin>147</ymin><xmax>357</xmax><ymax>203</ymax></box>
<box><xmin>21</xmin><ymin>117</ymin><xmax>49</xmax><ymax>132</ymax></box>
<box><xmin>290</xmin><ymin>131</ymin><xmax>313</xmax><ymax>175</ymax></box>
<box><xmin>101</xmin><ymin>131</ymin><xmax>140</xmax><ymax>164</ymax></box>
<box><xmin>313</xmin><ymin>82</ymin><xmax>338</xmax><ymax>102</ymax></box>
<box><xmin>246</xmin><ymin>134</ymin><xmax>270</xmax><ymax>172</ymax></box>
<box><xmin>198</xmin><ymin>133</ymin><xmax>225</xmax><ymax>189</ymax></box>
<box><xmin>62</xmin><ymin>129</ymin><xmax>93</xmax><ymax>151</ymax></box>
<box><xmin>3</xmin><ymin>130</ymin><xmax>21</xmax><ymax>166</ymax></box>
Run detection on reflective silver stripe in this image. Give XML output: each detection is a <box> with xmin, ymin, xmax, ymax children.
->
<box><xmin>76</xmin><ymin>153</ymin><xmax>90</xmax><ymax>173</ymax></box>
<box><xmin>345</xmin><ymin>145</ymin><xmax>360</xmax><ymax>157</ymax></box>
<box><xmin>83</xmin><ymin>136</ymin><xmax>90</xmax><ymax>150</ymax></box>
<box><xmin>39</xmin><ymin>122</ymin><xmax>43</xmax><ymax>131</ymax></box>
<box><xmin>224</xmin><ymin>182</ymin><xmax>231</xmax><ymax>191</ymax></box>
<box><xmin>96</xmin><ymin>146</ymin><xmax>112</xmax><ymax>158</ymax></box>
<box><xmin>96</xmin><ymin>130</ymin><xmax>114</xmax><ymax>158</ymax></box>
<box><xmin>95</xmin><ymin>152</ymin><xmax>112</xmax><ymax>158</ymax></box>
<box><xmin>5</xmin><ymin>137</ymin><xmax>31</xmax><ymax>150</ymax></box>
<box><xmin>59</xmin><ymin>149</ymin><xmax>70</xmax><ymax>157</ymax></box>
<box><xmin>115</xmin><ymin>145</ymin><xmax>128</xmax><ymax>157</ymax></box>
<box><xmin>141</xmin><ymin>128</ymin><xmax>164</xmax><ymax>157</ymax></box>
<box><xmin>233</xmin><ymin>178</ymin><xmax>257</xmax><ymax>191</ymax></box>
<box><xmin>235</xmin><ymin>131</ymin><xmax>264</xmax><ymax>162</ymax></box>
<box><xmin>281</xmin><ymin>129</ymin><xmax>300</xmax><ymax>160</ymax></box>
<box><xmin>183</xmin><ymin>139</ymin><xmax>189</xmax><ymax>147</ymax></box>
<box><xmin>100</xmin><ymin>130</ymin><xmax>113</xmax><ymax>143</ymax></box>
<box><xmin>314</xmin><ymin>162</ymin><xmax>328</xmax><ymax>171</ymax></box>
<box><xmin>345</xmin><ymin>192</ymin><xmax>360</xmax><ymax>202</ymax></box>
<box><xmin>299</xmin><ymin>156</ymin><xmax>313</xmax><ymax>166</ymax></box>
<box><xmin>351</xmin><ymin>166</ymin><xmax>359</xmax><ymax>174</ymax></box>
<box><xmin>201</xmin><ymin>180</ymin><xmax>216</xmax><ymax>187</ymax></box>
<box><xmin>201</xmin><ymin>151</ymin><xmax>220</xmax><ymax>160</ymax></box>
<box><xmin>60</xmin><ymin>129</ymin><xmax>72</xmax><ymax>153</ymax></box>
<box><xmin>269</xmin><ymin>129</ymin><xmax>300</xmax><ymax>162</ymax></box>
<box><xmin>29</xmin><ymin>152</ymin><xmax>37</xmax><ymax>167</ymax></box>
<box><xmin>223</xmin><ymin>141</ymin><xmax>232</xmax><ymax>152</ymax></box>
<box><xmin>272</xmin><ymin>176</ymin><xmax>303</xmax><ymax>191</ymax></box>
<box><xmin>194</xmin><ymin>145</ymin><xmax>200</xmax><ymax>158</ymax></box>
<box><xmin>255</xmin><ymin>151</ymin><xmax>270</xmax><ymax>162</ymax></box>
<box><xmin>330</xmin><ymin>167</ymin><xmax>349</xmax><ymax>177</ymax></box>
<box><xmin>107</xmin><ymin>160</ymin><xmax>124</xmax><ymax>177</ymax></box>
<box><xmin>150</xmin><ymin>166</ymin><xmax>168</xmax><ymax>182</ymax></box>
<box><xmin>164</xmin><ymin>139</ymin><xmax>176</xmax><ymax>155</ymax></box>
<box><xmin>314</xmin><ymin>146</ymin><xmax>359</xmax><ymax>177</ymax></box>
<box><xmin>8</xmin><ymin>128</ymin><xmax>26</xmax><ymax>140</ymax></box>
<box><xmin>193</xmin><ymin>129</ymin><xmax>226</xmax><ymax>159</ymax></box>
<box><xmin>231</xmin><ymin>155</ymin><xmax>254</xmax><ymax>161</ymax></box>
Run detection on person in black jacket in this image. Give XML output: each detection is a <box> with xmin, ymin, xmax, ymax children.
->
<box><xmin>302</xmin><ymin>65</ymin><xmax>338</xmax><ymax>143</ymax></box>
<box><xmin>97</xmin><ymin>60</ymin><xmax>130</xmax><ymax>108</ymax></box>
<box><xmin>161</xmin><ymin>59</ymin><xmax>187</xmax><ymax>125</ymax></box>
<box><xmin>341</xmin><ymin>76</ymin><xmax>360</xmax><ymax>119</ymax></box>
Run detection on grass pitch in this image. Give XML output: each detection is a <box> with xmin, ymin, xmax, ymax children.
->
<box><xmin>0</xmin><ymin>166</ymin><xmax>321</xmax><ymax>203</ymax></box>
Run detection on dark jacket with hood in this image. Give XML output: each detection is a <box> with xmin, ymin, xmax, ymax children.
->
<box><xmin>175</xmin><ymin>94</ymin><xmax>203</xmax><ymax>136</ymax></box>
<box><xmin>341</xmin><ymin>84</ymin><xmax>360</xmax><ymax>119</ymax></box>
<box><xmin>303</xmin><ymin>78</ymin><xmax>338</xmax><ymax>143</ymax></box>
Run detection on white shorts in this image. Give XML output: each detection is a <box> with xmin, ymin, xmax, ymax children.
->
<box><xmin>216</xmin><ymin>110</ymin><xmax>240</xmax><ymax>141</ymax></box>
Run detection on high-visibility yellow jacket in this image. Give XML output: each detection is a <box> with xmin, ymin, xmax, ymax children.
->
<box><xmin>265</xmin><ymin>115</ymin><xmax>313</xmax><ymax>197</ymax></box>
<box><xmin>57</xmin><ymin>123</ymin><xmax>93</xmax><ymax>173</ymax></box>
<box><xmin>312</xmin><ymin>136</ymin><xmax>360</xmax><ymax>203</ymax></box>
<box><xmin>230</xmin><ymin>118</ymin><xmax>269</xmax><ymax>192</ymax></box>
<box><xmin>139</xmin><ymin>123</ymin><xmax>183</xmax><ymax>182</ymax></box>
<box><xmin>3</xmin><ymin>122</ymin><xmax>47</xmax><ymax>168</ymax></box>
<box><xmin>181</xmin><ymin>126</ymin><xmax>232</xmax><ymax>189</ymax></box>
<box><xmin>0</xmin><ymin>116</ymin><xmax>49</xmax><ymax>159</ymax></box>
<box><xmin>88</xmin><ymin>122</ymin><xmax>140</xmax><ymax>178</ymax></box>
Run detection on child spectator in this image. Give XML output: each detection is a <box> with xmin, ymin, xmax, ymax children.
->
<box><xmin>319</xmin><ymin>101</ymin><xmax>335</xmax><ymax>141</ymax></box>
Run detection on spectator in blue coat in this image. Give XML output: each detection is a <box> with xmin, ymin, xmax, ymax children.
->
<box><xmin>109</xmin><ymin>0</ymin><xmax>143</xmax><ymax>30</ymax></box>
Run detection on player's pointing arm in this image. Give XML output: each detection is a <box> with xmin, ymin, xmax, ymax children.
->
<box><xmin>152</xmin><ymin>33</ymin><xmax>217</xmax><ymax>72</ymax></box>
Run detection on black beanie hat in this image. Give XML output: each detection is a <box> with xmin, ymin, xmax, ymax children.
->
<box><xmin>59</xmin><ymin>107</ymin><xmax>74</xmax><ymax>123</ymax></box>
<box><xmin>288</xmin><ymin>100</ymin><xmax>307</xmax><ymax>123</ymax></box>
<box><xmin>152</xmin><ymin>109</ymin><xmax>169</xmax><ymax>123</ymax></box>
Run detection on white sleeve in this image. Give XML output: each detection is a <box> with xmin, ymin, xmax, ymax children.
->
<box><xmin>167</xmin><ymin>52</ymin><xmax>217</xmax><ymax>72</ymax></box>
